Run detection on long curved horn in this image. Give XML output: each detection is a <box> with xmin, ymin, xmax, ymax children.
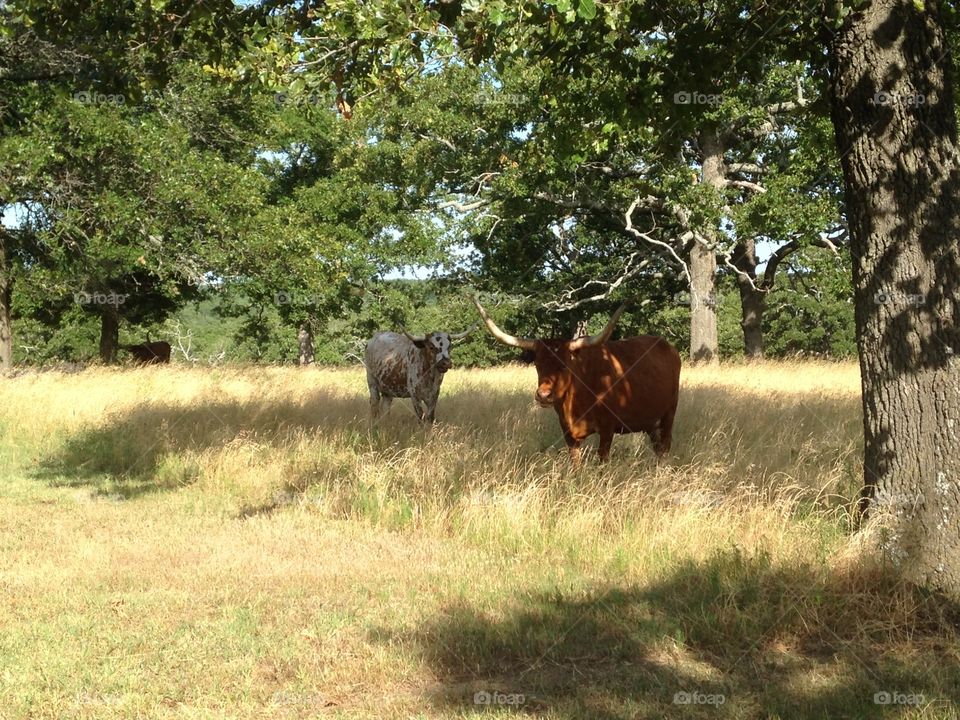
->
<box><xmin>449</xmin><ymin>322</ymin><xmax>479</xmax><ymax>341</ymax></box>
<box><xmin>401</xmin><ymin>329</ymin><xmax>426</xmax><ymax>343</ymax></box>
<box><xmin>568</xmin><ymin>303</ymin><xmax>628</xmax><ymax>350</ymax></box>
<box><xmin>471</xmin><ymin>296</ymin><xmax>536</xmax><ymax>350</ymax></box>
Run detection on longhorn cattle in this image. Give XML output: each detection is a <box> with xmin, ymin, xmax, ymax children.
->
<box><xmin>472</xmin><ymin>297</ymin><xmax>681</xmax><ymax>464</ymax></box>
<box><xmin>121</xmin><ymin>341</ymin><xmax>171</xmax><ymax>365</ymax></box>
<box><xmin>365</xmin><ymin>325</ymin><xmax>475</xmax><ymax>425</ymax></box>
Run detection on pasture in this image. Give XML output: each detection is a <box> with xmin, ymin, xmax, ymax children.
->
<box><xmin>0</xmin><ymin>362</ymin><xmax>957</xmax><ymax>719</ymax></box>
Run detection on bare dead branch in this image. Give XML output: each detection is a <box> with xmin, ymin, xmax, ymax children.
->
<box><xmin>720</xmin><ymin>249</ymin><xmax>764</xmax><ymax>292</ymax></box>
<box><xmin>531</xmin><ymin>190</ymin><xmax>617</xmax><ymax>214</ymax></box>
<box><xmin>625</xmin><ymin>197</ymin><xmax>690</xmax><ymax>283</ymax></box>
<box><xmin>436</xmin><ymin>198</ymin><xmax>488</xmax><ymax>212</ymax></box>
<box><xmin>543</xmin><ymin>250</ymin><xmax>653</xmax><ymax>311</ymax></box>
<box><xmin>417</xmin><ymin>133</ymin><xmax>457</xmax><ymax>152</ymax></box>
<box><xmin>726</xmin><ymin>179</ymin><xmax>768</xmax><ymax>194</ymax></box>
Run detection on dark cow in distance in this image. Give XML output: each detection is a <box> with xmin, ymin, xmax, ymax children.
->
<box><xmin>365</xmin><ymin>325</ymin><xmax>476</xmax><ymax>425</ymax></box>
<box><xmin>121</xmin><ymin>341</ymin><xmax>171</xmax><ymax>365</ymax></box>
<box><xmin>473</xmin><ymin>297</ymin><xmax>681</xmax><ymax>464</ymax></box>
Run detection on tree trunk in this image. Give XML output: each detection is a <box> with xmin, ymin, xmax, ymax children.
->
<box><xmin>690</xmin><ymin>127</ymin><xmax>722</xmax><ymax>364</ymax></box>
<box><xmin>99</xmin><ymin>304</ymin><xmax>119</xmax><ymax>364</ymax></box>
<box><xmin>732</xmin><ymin>238</ymin><xmax>764</xmax><ymax>359</ymax></box>
<box><xmin>297</xmin><ymin>321</ymin><xmax>314</xmax><ymax>366</ymax></box>
<box><xmin>830</xmin><ymin>0</ymin><xmax>960</xmax><ymax>594</ymax></box>
<box><xmin>739</xmin><ymin>284</ymin><xmax>764</xmax><ymax>359</ymax></box>
<box><xmin>0</xmin><ymin>234</ymin><xmax>12</xmax><ymax>371</ymax></box>
<box><xmin>689</xmin><ymin>242</ymin><xmax>718</xmax><ymax>362</ymax></box>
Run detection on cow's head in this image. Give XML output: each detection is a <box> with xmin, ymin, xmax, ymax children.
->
<box><xmin>403</xmin><ymin>325</ymin><xmax>477</xmax><ymax>374</ymax></box>
<box><xmin>472</xmin><ymin>297</ymin><xmax>626</xmax><ymax>407</ymax></box>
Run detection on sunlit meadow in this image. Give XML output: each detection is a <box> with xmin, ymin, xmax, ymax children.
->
<box><xmin>0</xmin><ymin>362</ymin><xmax>956</xmax><ymax>719</ymax></box>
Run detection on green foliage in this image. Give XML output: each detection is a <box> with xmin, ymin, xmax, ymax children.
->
<box><xmin>11</xmin><ymin>268</ymin><xmax>848</xmax><ymax>365</ymax></box>
<box><xmin>644</xmin><ymin>287</ymin><xmax>744</xmax><ymax>360</ymax></box>
<box><xmin>15</xmin><ymin>90</ymin><xmax>265</xmax><ymax>352</ymax></box>
<box><xmin>2</xmin><ymin>0</ymin><xmax>271</xmax><ymax>362</ymax></box>
<box><xmin>4</xmin><ymin>0</ymin><xmax>859</xmax><ymax>367</ymax></box>
<box><xmin>246</xmin><ymin>0</ymin><xmax>847</xmax><ymax>363</ymax></box>
<box><xmin>763</xmin><ymin>249</ymin><xmax>857</xmax><ymax>358</ymax></box>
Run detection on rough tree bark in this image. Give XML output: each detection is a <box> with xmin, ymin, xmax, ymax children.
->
<box><xmin>99</xmin><ymin>304</ymin><xmax>119</xmax><ymax>364</ymax></box>
<box><xmin>298</xmin><ymin>321</ymin><xmax>315</xmax><ymax>366</ymax></box>
<box><xmin>691</xmin><ymin>127</ymin><xmax>722</xmax><ymax>364</ymax></box>
<box><xmin>830</xmin><ymin>0</ymin><xmax>960</xmax><ymax>594</ymax></box>
<box><xmin>732</xmin><ymin>237</ymin><xmax>765</xmax><ymax>358</ymax></box>
<box><xmin>0</xmin><ymin>231</ymin><xmax>12</xmax><ymax>371</ymax></box>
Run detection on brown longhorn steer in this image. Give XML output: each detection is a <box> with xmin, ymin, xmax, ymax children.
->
<box><xmin>473</xmin><ymin>297</ymin><xmax>680</xmax><ymax>464</ymax></box>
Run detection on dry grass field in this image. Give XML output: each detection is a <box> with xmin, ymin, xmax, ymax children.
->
<box><xmin>0</xmin><ymin>362</ymin><xmax>957</xmax><ymax>719</ymax></box>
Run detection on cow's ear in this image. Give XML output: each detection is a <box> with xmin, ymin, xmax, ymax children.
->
<box><xmin>412</xmin><ymin>339</ymin><xmax>427</xmax><ymax>349</ymax></box>
<box><xmin>519</xmin><ymin>349</ymin><xmax>535</xmax><ymax>364</ymax></box>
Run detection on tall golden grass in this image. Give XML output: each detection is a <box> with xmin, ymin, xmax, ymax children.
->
<box><xmin>0</xmin><ymin>361</ymin><xmax>957</xmax><ymax>719</ymax></box>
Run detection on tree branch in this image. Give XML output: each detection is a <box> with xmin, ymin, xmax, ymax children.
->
<box><xmin>727</xmin><ymin>162</ymin><xmax>766</xmax><ymax>175</ymax></box>
<box><xmin>577</xmin><ymin>162</ymin><xmax>647</xmax><ymax>179</ymax></box>
<box><xmin>436</xmin><ymin>198</ymin><xmax>488</xmax><ymax>212</ymax></box>
<box><xmin>726</xmin><ymin>179</ymin><xmax>767</xmax><ymax>194</ymax></box>
<box><xmin>761</xmin><ymin>239</ymin><xmax>801</xmax><ymax>288</ymax></box>
<box><xmin>624</xmin><ymin>197</ymin><xmax>690</xmax><ymax>283</ymax></box>
<box><xmin>542</xmin><ymin>251</ymin><xmax>653</xmax><ymax>311</ymax></box>
<box><xmin>765</xmin><ymin>76</ymin><xmax>809</xmax><ymax>115</ymax></box>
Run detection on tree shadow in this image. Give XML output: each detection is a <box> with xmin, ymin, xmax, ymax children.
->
<box><xmin>30</xmin><ymin>384</ymin><xmax>532</xmax><ymax>501</ymax></box>
<box><xmin>31</xmin><ymin>393</ymin><xmax>370</xmax><ymax>500</ymax></box>
<box><xmin>31</xmin><ymin>377</ymin><xmax>862</xmax><ymax>505</ymax></box>
<box><xmin>387</xmin><ymin>551</ymin><xmax>960</xmax><ymax>718</ymax></box>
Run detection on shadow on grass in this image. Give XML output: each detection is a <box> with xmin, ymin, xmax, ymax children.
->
<box><xmin>391</xmin><ymin>550</ymin><xmax>960</xmax><ymax>719</ymax></box>
<box><xmin>32</xmin><ymin>393</ymin><xmax>366</xmax><ymax>499</ymax></box>
<box><xmin>31</xmin><ymin>386</ymin><xmax>528</xmax><ymax>500</ymax></box>
<box><xmin>31</xmin><ymin>383</ymin><xmax>861</xmax><ymax>504</ymax></box>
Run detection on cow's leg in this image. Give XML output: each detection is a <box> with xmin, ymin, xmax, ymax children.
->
<box><xmin>368</xmin><ymin>381</ymin><xmax>381</xmax><ymax>423</ymax></box>
<box><xmin>563</xmin><ymin>431</ymin><xmax>583</xmax><ymax>468</ymax></box>
<box><xmin>598</xmin><ymin>431</ymin><xmax>613</xmax><ymax>462</ymax></box>
<box><xmin>410</xmin><ymin>397</ymin><xmax>425</xmax><ymax>423</ymax></box>
<box><xmin>648</xmin><ymin>423</ymin><xmax>662</xmax><ymax>452</ymax></box>
<box><xmin>379</xmin><ymin>396</ymin><xmax>393</xmax><ymax>420</ymax></box>
<box><xmin>653</xmin><ymin>407</ymin><xmax>675</xmax><ymax>459</ymax></box>
<box><xmin>423</xmin><ymin>390</ymin><xmax>440</xmax><ymax>426</ymax></box>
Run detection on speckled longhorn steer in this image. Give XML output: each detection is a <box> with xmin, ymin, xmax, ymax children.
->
<box><xmin>364</xmin><ymin>327</ymin><xmax>473</xmax><ymax>425</ymax></box>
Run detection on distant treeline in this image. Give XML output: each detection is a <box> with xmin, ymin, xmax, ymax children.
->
<box><xmin>14</xmin><ymin>274</ymin><xmax>856</xmax><ymax>367</ymax></box>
